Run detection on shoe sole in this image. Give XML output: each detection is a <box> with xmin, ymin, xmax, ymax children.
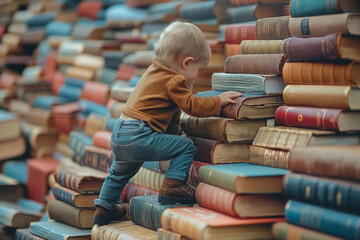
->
<box><xmin>158</xmin><ymin>195</ymin><xmax>196</xmax><ymax>205</ymax></box>
<box><xmin>93</xmin><ymin>208</ymin><xmax>127</xmax><ymax>226</ymax></box>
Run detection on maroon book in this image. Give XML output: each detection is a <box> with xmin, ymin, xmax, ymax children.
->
<box><xmin>225</xmin><ymin>24</ymin><xmax>256</xmax><ymax>44</ymax></box>
<box><xmin>187</xmin><ymin>161</ymin><xmax>210</xmax><ymax>186</ymax></box>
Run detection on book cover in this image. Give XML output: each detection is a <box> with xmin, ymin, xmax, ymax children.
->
<box><xmin>78</xmin><ymin>100</ymin><xmax>110</xmax><ymax>116</ymax></box>
<box><xmin>15</xmin><ymin>228</ymin><xmax>45</xmax><ymax>240</ymax></box>
<box><xmin>2</xmin><ymin>160</ymin><xmax>27</xmax><ymax>184</ymax></box>
<box><xmin>92</xmin><ymin>131</ymin><xmax>111</xmax><ymax>150</ymax></box>
<box><xmin>249</xmin><ymin>145</ymin><xmax>289</xmax><ymax>169</ymax></box>
<box><xmin>285</xmin><ymin>200</ymin><xmax>360</xmax><ymax>240</ymax></box>
<box><xmin>290</xmin><ymin>0</ymin><xmax>360</xmax><ymax>17</ymax></box>
<box><xmin>52</xmin><ymin>185</ymin><xmax>98</xmax><ymax>208</ymax></box>
<box><xmin>67</xmin><ymin>131</ymin><xmax>93</xmax><ymax>161</ymax></box>
<box><xmin>30</xmin><ymin>221</ymin><xmax>91</xmax><ymax>240</ymax></box>
<box><xmin>161</xmin><ymin>207</ymin><xmax>285</xmax><ymax>240</ymax></box>
<box><xmin>240</xmin><ymin>39</ymin><xmax>284</xmax><ymax>54</ymax></box>
<box><xmin>199</xmin><ymin>163</ymin><xmax>289</xmax><ymax>194</ymax></box>
<box><xmin>224</xmin><ymin>23</ymin><xmax>256</xmax><ymax>44</ymax></box>
<box><xmin>82</xmin><ymin>81</ymin><xmax>110</xmax><ymax>106</ymax></box>
<box><xmin>256</xmin><ymin>16</ymin><xmax>290</xmax><ymax>40</ymax></box>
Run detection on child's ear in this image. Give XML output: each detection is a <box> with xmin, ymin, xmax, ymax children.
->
<box><xmin>181</xmin><ymin>57</ymin><xmax>194</xmax><ymax>69</ymax></box>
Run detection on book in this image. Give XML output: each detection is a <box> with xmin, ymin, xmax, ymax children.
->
<box><xmin>77</xmin><ymin>1</ymin><xmax>103</xmax><ymax>19</ymax></box>
<box><xmin>276</xmin><ymin>105</ymin><xmax>360</xmax><ymax>132</ymax></box>
<box><xmin>289</xmin><ymin>0</ymin><xmax>360</xmax><ymax>17</ymax></box>
<box><xmin>224</xmin><ymin>23</ymin><xmax>256</xmax><ymax>44</ymax></box>
<box><xmin>289</xmin><ymin>145</ymin><xmax>360</xmax><ymax>181</ymax></box>
<box><xmin>82</xmin><ymin>81</ymin><xmax>110</xmax><ymax>106</ymax></box>
<box><xmin>228</xmin><ymin>4</ymin><xmax>286</xmax><ymax>24</ymax></box>
<box><xmin>195</xmin><ymin>91</ymin><xmax>284</xmax><ymax>120</ymax></box>
<box><xmin>54</xmin><ymin>159</ymin><xmax>106</xmax><ymax>193</ymax></box>
<box><xmin>196</xmin><ymin>182</ymin><xmax>286</xmax><ymax>218</ymax></box>
<box><xmin>15</xmin><ymin>228</ymin><xmax>45</xmax><ymax>240</ymax></box>
<box><xmin>0</xmin><ymin>199</ymin><xmax>43</xmax><ymax>228</ymax></box>
<box><xmin>253</xmin><ymin>126</ymin><xmax>360</xmax><ymax>150</ymax></box>
<box><xmin>24</xmin><ymin>107</ymin><xmax>54</xmax><ymax>128</ymax></box>
<box><xmin>285</xmin><ymin>200</ymin><xmax>360</xmax><ymax>240</ymax></box>
<box><xmin>283</xmin><ymin>85</ymin><xmax>360</xmax><ymax>110</ymax></box>
<box><xmin>68</xmin><ymin>131</ymin><xmax>93</xmax><ymax>163</ymax></box>
<box><xmin>249</xmin><ymin>145</ymin><xmax>289</xmax><ymax>169</ymax></box>
<box><xmin>199</xmin><ymin>163</ymin><xmax>289</xmax><ymax>194</ymax></box>
<box><xmin>0</xmin><ymin>109</ymin><xmax>20</xmax><ymax>141</ymax></box>
<box><xmin>131</xmin><ymin>167</ymin><xmax>165</xmax><ymax>192</ymax></box>
<box><xmin>283</xmin><ymin>34</ymin><xmax>360</xmax><ymax>61</ymax></box>
<box><xmin>21</xmin><ymin>122</ymin><xmax>58</xmax><ymax>150</ymax></box>
<box><xmin>240</xmin><ymin>39</ymin><xmax>284</xmax><ymax>54</ymax></box>
<box><xmin>272</xmin><ymin>222</ymin><xmax>343</xmax><ymax>240</ymax></box>
<box><xmin>111</xmin><ymin>86</ymin><xmax>134</xmax><ymax>102</ymax></box>
<box><xmin>187</xmin><ymin>161</ymin><xmax>210</xmax><ymax>187</ymax></box>
<box><xmin>123</xmin><ymin>183</ymin><xmax>159</xmax><ymax>203</ymax></box>
<box><xmin>93</xmin><ymin>131</ymin><xmax>111</xmax><ymax>150</ymax></box>
<box><xmin>180</xmin><ymin>1</ymin><xmax>216</xmax><ymax>21</ymax></box>
<box><xmin>0</xmin><ymin>136</ymin><xmax>26</xmax><ymax>161</ymax></box>
<box><xmin>224</xmin><ymin>54</ymin><xmax>285</xmax><ymax>74</ymax></box>
<box><xmin>180</xmin><ymin>114</ymin><xmax>266</xmax><ymax>143</ymax></box>
<box><xmin>288</xmin><ymin>13</ymin><xmax>360</xmax><ymax>37</ymax></box>
<box><xmin>2</xmin><ymin>160</ymin><xmax>27</xmax><ymax>184</ymax></box>
<box><xmin>27</xmin><ymin>158</ymin><xmax>58</xmax><ymax>204</ymax></box>
<box><xmin>78</xmin><ymin>100</ymin><xmax>109</xmax><ymax>116</ymax></box>
<box><xmin>284</xmin><ymin>172</ymin><xmax>360</xmax><ymax>214</ymax></box>
<box><xmin>91</xmin><ymin>220</ymin><xmax>157</xmax><ymax>240</ymax></box>
<box><xmin>129</xmin><ymin>195</ymin><xmax>191</xmax><ymax>231</ymax></box>
<box><xmin>30</xmin><ymin>221</ymin><xmax>91</xmax><ymax>240</ymax></box>
<box><xmin>161</xmin><ymin>206</ymin><xmax>284</xmax><ymax>240</ymax></box>
<box><xmin>256</xmin><ymin>16</ymin><xmax>290</xmax><ymax>40</ymax></box>
<box><xmin>189</xmin><ymin>135</ymin><xmax>250</xmax><ymax>164</ymax></box>
<box><xmin>52</xmin><ymin>185</ymin><xmax>98</xmax><ymax>208</ymax></box>
<box><xmin>157</xmin><ymin>228</ymin><xmax>190</xmax><ymax>240</ymax></box>
<box><xmin>0</xmin><ymin>174</ymin><xmax>24</xmax><ymax>201</ymax></box>
<box><xmin>83</xmin><ymin>113</ymin><xmax>114</xmax><ymax>137</ymax></box>
<box><xmin>212</xmin><ymin>73</ymin><xmax>285</xmax><ymax>95</ymax></box>
<box><xmin>48</xmin><ymin>199</ymin><xmax>95</xmax><ymax>229</ymax></box>
<box><xmin>82</xmin><ymin>145</ymin><xmax>112</xmax><ymax>172</ymax></box>
<box><xmin>66</xmin><ymin>66</ymin><xmax>94</xmax><ymax>81</ymax></box>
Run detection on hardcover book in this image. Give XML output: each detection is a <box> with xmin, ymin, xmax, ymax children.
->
<box><xmin>0</xmin><ymin>109</ymin><xmax>20</xmax><ymax>141</ymax></box>
<box><xmin>93</xmin><ymin>131</ymin><xmax>111</xmax><ymax>150</ymax></box>
<box><xmin>0</xmin><ymin>174</ymin><xmax>24</xmax><ymax>201</ymax></box>
<box><xmin>15</xmin><ymin>228</ymin><xmax>45</xmax><ymax>240</ymax></box>
<box><xmin>82</xmin><ymin>145</ymin><xmax>112</xmax><ymax>173</ymax></box>
<box><xmin>199</xmin><ymin>163</ymin><xmax>289</xmax><ymax>194</ymax></box>
<box><xmin>256</xmin><ymin>16</ymin><xmax>290</xmax><ymax>40</ymax></box>
<box><xmin>30</xmin><ymin>221</ymin><xmax>92</xmax><ymax>240</ymax></box>
<box><xmin>131</xmin><ymin>167</ymin><xmax>165</xmax><ymax>192</ymax></box>
<box><xmin>240</xmin><ymin>39</ymin><xmax>284</xmax><ymax>54</ymax></box>
<box><xmin>249</xmin><ymin>145</ymin><xmax>290</xmax><ymax>169</ymax></box>
<box><xmin>52</xmin><ymin>184</ymin><xmax>98</xmax><ymax>208</ymax></box>
<box><xmin>123</xmin><ymin>183</ymin><xmax>159</xmax><ymax>203</ymax></box>
<box><xmin>224</xmin><ymin>23</ymin><xmax>256</xmax><ymax>44</ymax></box>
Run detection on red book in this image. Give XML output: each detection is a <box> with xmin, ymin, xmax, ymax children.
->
<box><xmin>51</xmin><ymin>73</ymin><xmax>65</xmax><ymax>95</ymax></box>
<box><xmin>52</xmin><ymin>103</ymin><xmax>79</xmax><ymax>134</ymax></box>
<box><xmin>77</xmin><ymin>1</ymin><xmax>103</xmax><ymax>19</ymax></box>
<box><xmin>225</xmin><ymin>24</ymin><xmax>256</xmax><ymax>44</ymax></box>
<box><xmin>123</xmin><ymin>182</ymin><xmax>159</xmax><ymax>203</ymax></box>
<box><xmin>27</xmin><ymin>158</ymin><xmax>59</xmax><ymax>204</ymax></box>
<box><xmin>275</xmin><ymin>105</ymin><xmax>360</xmax><ymax>132</ymax></box>
<box><xmin>93</xmin><ymin>131</ymin><xmax>111</xmax><ymax>150</ymax></box>
<box><xmin>81</xmin><ymin>81</ymin><xmax>110</xmax><ymax>105</ymax></box>
<box><xmin>0</xmin><ymin>72</ymin><xmax>21</xmax><ymax>90</ymax></box>
<box><xmin>187</xmin><ymin>161</ymin><xmax>210</xmax><ymax>186</ymax></box>
<box><xmin>43</xmin><ymin>53</ymin><xmax>57</xmax><ymax>83</ymax></box>
<box><xmin>116</xmin><ymin>64</ymin><xmax>137</xmax><ymax>81</ymax></box>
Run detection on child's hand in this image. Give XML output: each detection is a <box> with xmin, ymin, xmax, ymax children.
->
<box><xmin>219</xmin><ymin>91</ymin><xmax>242</xmax><ymax>106</ymax></box>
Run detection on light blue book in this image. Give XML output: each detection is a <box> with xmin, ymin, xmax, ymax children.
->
<box><xmin>46</xmin><ymin>21</ymin><xmax>73</xmax><ymax>37</ymax></box>
<box><xmin>30</xmin><ymin>221</ymin><xmax>92</xmax><ymax>240</ymax></box>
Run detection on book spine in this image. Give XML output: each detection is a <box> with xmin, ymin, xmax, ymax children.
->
<box><xmin>58</xmin><ymin>85</ymin><xmax>82</xmax><ymax>102</ymax></box>
<box><xmin>187</xmin><ymin>161</ymin><xmax>210</xmax><ymax>186</ymax></box>
<box><xmin>289</xmin><ymin>148</ymin><xmax>360</xmax><ymax>181</ymax></box>
<box><xmin>282</xmin><ymin>61</ymin><xmax>356</xmax><ymax>86</ymax></box>
<box><xmin>225</xmin><ymin>54</ymin><xmax>284</xmax><ymax>74</ymax></box>
<box><xmin>78</xmin><ymin>100</ymin><xmax>110</xmax><ymax>116</ymax></box>
<box><xmin>52</xmin><ymin>186</ymin><xmax>76</xmax><ymax>207</ymax></box>
<box><xmin>188</xmin><ymin>136</ymin><xmax>215</xmax><ymax>164</ymax></box>
<box><xmin>84</xmin><ymin>113</ymin><xmax>108</xmax><ymax>137</ymax></box>
<box><xmin>227</xmin><ymin>4</ymin><xmax>256</xmax><ymax>23</ymax></box>
<box><xmin>131</xmin><ymin>168</ymin><xmax>165</xmax><ymax>192</ymax></box>
<box><xmin>195</xmin><ymin>182</ymin><xmax>237</xmax><ymax>217</ymax></box>
<box><xmin>240</xmin><ymin>40</ymin><xmax>284</xmax><ymax>54</ymax></box>
<box><xmin>83</xmin><ymin>148</ymin><xmax>112</xmax><ymax>173</ymax></box>
<box><xmin>68</xmin><ymin>131</ymin><xmax>93</xmax><ymax>157</ymax></box>
<box><xmin>124</xmin><ymin>183</ymin><xmax>159</xmax><ymax>202</ymax></box>
<box><xmin>91</xmin><ymin>224</ymin><xmax>121</xmax><ymax>240</ymax></box>
<box><xmin>54</xmin><ymin>169</ymin><xmax>82</xmax><ymax>193</ymax></box>
<box><xmin>82</xmin><ymin>82</ymin><xmax>109</xmax><ymax>106</ymax></box>
<box><xmin>283</xmin><ymin>34</ymin><xmax>338</xmax><ymax>61</ymax></box>
<box><xmin>290</xmin><ymin>0</ymin><xmax>339</xmax><ymax>17</ymax></box>
<box><xmin>92</xmin><ymin>131</ymin><xmax>111</xmax><ymax>150</ymax></box>
<box><xmin>275</xmin><ymin>106</ymin><xmax>341</xmax><ymax>131</ymax></box>
<box><xmin>256</xmin><ymin>16</ymin><xmax>290</xmax><ymax>40</ymax></box>
<box><xmin>249</xmin><ymin>146</ymin><xmax>289</xmax><ymax>169</ymax></box>
<box><xmin>284</xmin><ymin>173</ymin><xmax>360</xmax><ymax>213</ymax></box>
<box><xmin>224</xmin><ymin>24</ymin><xmax>256</xmax><ymax>44</ymax></box>
<box><xmin>285</xmin><ymin>200</ymin><xmax>360</xmax><ymax>239</ymax></box>
<box><xmin>180</xmin><ymin>1</ymin><xmax>216</xmax><ymax>20</ymax></box>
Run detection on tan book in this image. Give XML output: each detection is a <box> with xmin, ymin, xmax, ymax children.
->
<box><xmin>0</xmin><ymin>109</ymin><xmax>20</xmax><ymax>141</ymax></box>
<box><xmin>158</xmin><ymin>228</ymin><xmax>191</xmax><ymax>240</ymax></box>
<box><xmin>253</xmin><ymin>126</ymin><xmax>360</xmax><ymax>151</ymax></box>
<box><xmin>283</xmin><ymin>85</ymin><xmax>360</xmax><ymax>110</ymax></box>
<box><xmin>24</xmin><ymin>107</ymin><xmax>54</xmax><ymax>128</ymax></box>
<box><xmin>84</xmin><ymin>113</ymin><xmax>108</xmax><ymax>137</ymax></box>
<box><xmin>111</xmin><ymin>86</ymin><xmax>134</xmax><ymax>102</ymax></box>
<box><xmin>120</xmin><ymin>42</ymin><xmax>149</xmax><ymax>53</ymax></box>
<box><xmin>7</xmin><ymin>22</ymin><xmax>27</xmax><ymax>35</ymax></box>
<box><xmin>289</xmin><ymin>13</ymin><xmax>360</xmax><ymax>37</ymax></box>
<box><xmin>181</xmin><ymin>114</ymin><xmax>266</xmax><ymax>143</ymax></box>
<box><xmin>131</xmin><ymin>167</ymin><xmax>165</xmax><ymax>192</ymax></box>
<box><xmin>240</xmin><ymin>40</ymin><xmax>284</xmax><ymax>54</ymax></box>
<box><xmin>133</xmin><ymin>50</ymin><xmax>155</xmax><ymax>68</ymax></box>
<box><xmin>249</xmin><ymin>145</ymin><xmax>289</xmax><ymax>169</ymax></box>
<box><xmin>0</xmin><ymin>136</ymin><xmax>26</xmax><ymax>161</ymax></box>
<box><xmin>47</xmin><ymin>36</ymin><xmax>73</xmax><ymax>49</ymax></box>
<box><xmin>21</xmin><ymin>122</ymin><xmax>58</xmax><ymax>150</ymax></box>
<box><xmin>73</xmin><ymin>54</ymin><xmax>104</xmax><ymax>70</ymax></box>
<box><xmin>1</xmin><ymin>33</ymin><xmax>22</xmax><ymax>52</ymax></box>
<box><xmin>92</xmin><ymin>220</ymin><xmax>157</xmax><ymax>240</ymax></box>
<box><xmin>66</xmin><ymin>66</ymin><xmax>94</xmax><ymax>81</ymax></box>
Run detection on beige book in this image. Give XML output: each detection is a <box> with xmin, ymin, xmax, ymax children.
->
<box><xmin>73</xmin><ymin>54</ymin><xmax>104</xmax><ymax>70</ymax></box>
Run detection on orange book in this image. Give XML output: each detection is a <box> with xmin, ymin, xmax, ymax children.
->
<box><xmin>161</xmin><ymin>207</ymin><xmax>285</xmax><ymax>240</ymax></box>
<box><xmin>93</xmin><ymin>131</ymin><xmax>111</xmax><ymax>150</ymax></box>
<box><xmin>225</xmin><ymin>43</ymin><xmax>241</xmax><ymax>56</ymax></box>
<box><xmin>81</xmin><ymin>81</ymin><xmax>110</xmax><ymax>105</ymax></box>
<box><xmin>283</xmin><ymin>61</ymin><xmax>360</xmax><ymax>86</ymax></box>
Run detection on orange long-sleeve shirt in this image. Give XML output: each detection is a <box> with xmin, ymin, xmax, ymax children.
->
<box><xmin>122</xmin><ymin>59</ymin><xmax>222</xmax><ymax>134</ymax></box>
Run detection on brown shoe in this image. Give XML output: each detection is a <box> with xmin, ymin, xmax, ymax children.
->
<box><xmin>158</xmin><ymin>178</ymin><xmax>196</xmax><ymax>205</ymax></box>
<box><xmin>93</xmin><ymin>204</ymin><xmax>127</xmax><ymax>225</ymax></box>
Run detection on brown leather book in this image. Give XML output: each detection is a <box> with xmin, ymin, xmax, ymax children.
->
<box><xmin>82</xmin><ymin>145</ymin><xmax>112</xmax><ymax>173</ymax></box>
<box><xmin>249</xmin><ymin>145</ymin><xmax>289</xmax><ymax>169</ymax></box>
<box><xmin>289</xmin><ymin>145</ymin><xmax>360</xmax><ymax>181</ymax></box>
<box><xmin>283</xmin><ymin>85</ymin><xmax>360</xmax><ymax>110</ymax></box>
<box><xmin>256</xmin><ymin>16</ymin><xmax>290</xmax><ymax>40</ymax></box>
<box><xmin>188</xmin><ymin>135</ymin><xmax>250</xmax><ymax>164</ymax></box>
<box><xmin>52</xmin><ymin>184</ymin><xmax>98</xmax><ymax>208</ymax></box>
<box><xmin>181</xmin><ymin>114</ymin><xmax>266</xmax><ymax>143</ymax></box>
<box><xmin>288</xmin><ymin>13</ymin><xmax>360</xmax><ymax>37</ymax></box>
<box><xmin>283</xmin><ymin>61</ymin><xmax>360</xmax><ymax>86</ymax></box>
<box><xmin>225</xmin><ymin>54</ymin><xmax>285</xmax><ymax>74</ymax></box>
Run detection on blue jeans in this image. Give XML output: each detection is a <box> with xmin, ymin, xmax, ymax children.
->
<box><xmin>94</xmin><ymin>118</ymin><xmax>196</xmax><ymax>210</ymax></box>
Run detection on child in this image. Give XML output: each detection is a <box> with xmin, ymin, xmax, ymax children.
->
<box><xmin>93</xmin><ymin>21</ymin><xmax>242</xmax><ymax>225</ymax></box>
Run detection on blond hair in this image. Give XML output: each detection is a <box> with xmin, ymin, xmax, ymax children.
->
<box><xmin>154</xmin><ymin>21</ymin><xmax>211</xmax><ymax>64</ymax></box>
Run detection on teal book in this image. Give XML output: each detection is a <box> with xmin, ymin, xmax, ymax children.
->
<box><xmin>65</xmin><ymin>78</ymin><xmax>86</xmax><ymax>89</ymax></box>
<box><xmin>78</xmin><ymin>100</ymin><xmax>109</xmax><ymax>116</ymax></box>
<box><xmin>103</xmin><ymin>51</ymin><xmax>127</xmax><ymax>70</ymax></box>
<box><xmin>129</xmin><ymin>195</ymin><xmax>191</xmax><ymax>231</ymax></box>
<box><xmin>227</xmin><ymin>4</ymin><xmax>256</xmax><ymax>24</ymax></box>
<box><xmin>32</xmin><ymin>96</ymin><xmax>72</xmax><ymax>110</ymax></box>
<box><xmin>3</xmin><ymin>160</ymin><xmax>27</xmax><ymax>184</ymax></box>
<box><xmin>59</xmin><ymin>85</ymin><xmax>82</xmax><ymax>101</ymax></box>
<box><xmin>106</xmin><ymin>4</ymin><xmax>148</xmax><ymax>21</ymax></box>
<box><xmin>27</xmin><ymin>13</ymin><xmax>55</xmax><ymax>28</ymax></box>
<box><xmin>180</xmin><ymin>1</ymin><xmax>216</xmax><ymax>20</ymax></box>
<box><xmin>286</xmin><ymin>200</ymin><xmax>360</xmax><ymax>240</ymax></box>
<box><xmin>149</xmin><ymin>2</ymin><xmax>183</xmax><ymax>16</ymax></box>
<box><xmin>284</xmin><ymin>173</ymin><xmax>360</xmax><ymax>214</ymax></box>
<box><xmin>290</xmin><ymin>0</ymin><xmax>360</xmax><ymax>17</ymax></box>
<box><xmin>95</xmin><ymin>68</ymin><xmax>117</xmax><ymax>85</ymax></box>
<box><xmin>29</xmin><ymin>221</ymin><xmax>91</xmax><ymax>240</ymax></box>
<box><xmin>0</xmin><ymin>199</ymin><xmax>43</xmax><ymax>228</ymax></box>
<box><xmin>68</xmin><ymin>131</ymin><xmax>93</xmax><ymax>159</ymax></box>
<box><xmin>199</xmin><ymin>163</ymin><xmax>289</xmax><ymax>194</ymax></box>
<box><xmin>46</xmin><ymin>21</ymin><xmax>73</xmax><ymax>37</ymax></box>
<box><xmin>212</xmin><ymin>73</ymin><xmax>285</xmax><ymax>95</ymax></box>
<box><xmin>15</xmin><ymin>228</ymin><xmax>45</xmax><ymax>240</ymax></box>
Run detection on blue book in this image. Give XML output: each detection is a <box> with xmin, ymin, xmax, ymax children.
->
<box><xmin>30</xmin><ymin>221</ymin><xmax>92</xmax><ymax>240</ymax></box>
<box><xmin>284</xmin><ymin>172</ymin><xmax>360</xmax><ymax>214</ymax></box>
<box><xmin>181</xmin><ymin>1</ymin><xmax>216</xmax><ymax>20</ymax></box>
<box><xmin>65</xmin><ymin>78</ymin><xmax>86</xmax><ymax>88</ymax></box>
<box><xmin>15</xmin><ymin>228</ymin><xmax>45</xmax><ymax>240</ymax></box>
<box><xmin>68</xmin><ymin>131</ymin><xmax>93</xmax><ymax>159</ymax></box>
<box><xmin>227</xmin><ymin>5</ymin><xmax>256</xmax><ymax>24</ymax></box>
<box><xmin>3</xmin><ymin>160</ymin><xmax>27</xmax><ymax>184</ymax></box>
<box><xmin>46</xmin><ymin>21</ymin><xmax>73</xmax><ymax>37</ymax></box>
<box><xmin>103</xmin><ymin>51</ymin><xmax>127</xmax><ymax>70</ymax></box>
<box><xmin>59</xmin><ymin>85</ymin><xmax>82</xmax><ymax>101</ymax></box>
<box><xmin>32</xmin><ymin>96</ymin><xmax>72</xmax><ymax>110</ymax></box>
<box><xmin>290</xmin><ymin>0</ymin><xmax>359</xmax><ymax>17</ymax></box>
<box><xmin>199</xmin><ymin>163</ymin><xmax>289</xmax><ymax>194</ymax></box>
<box><xmin>129</xmin><ymin>75</ymin><xmax>141</xmax><ymax>87</ymax></box>
<box><xmin>78</xmin><ymin>100</ymin><xmax>109</xmax><ymax>116</ymax></box>
<box><xmin>27</xmin><ymin>13</ymin><xmax>55</xmax><ymax>28</ymax></box>
<box><xmin>286</xmin><ymin>200</ymin><xmax>360</xmax><ymax>239</ymax></box>
<box><xmin>105</xmin><ymin>4</ymin><xmax>148</xmax><ymax>21</ymax></box>
<box><xmin>95</xmin><ymin>68</ymin><xmax>117</xmax><ymax>85</ymax></box>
